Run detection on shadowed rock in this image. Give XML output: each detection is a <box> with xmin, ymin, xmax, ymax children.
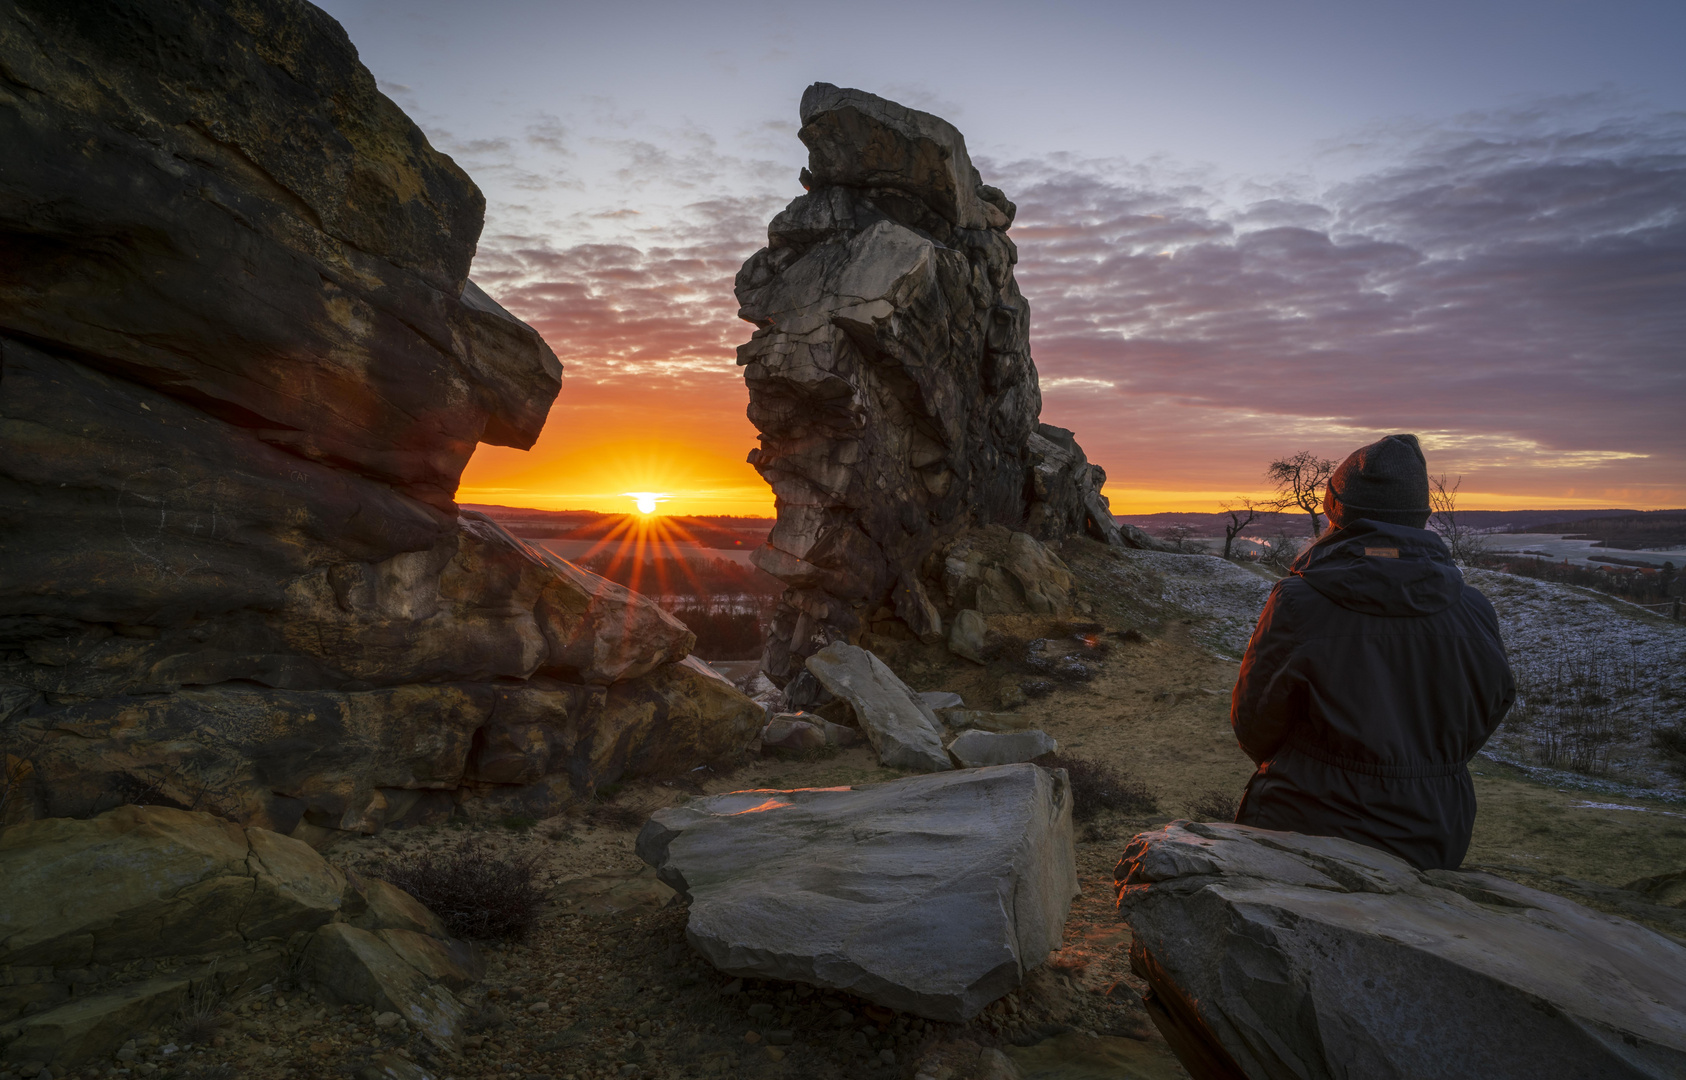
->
<box><xmin>947</xmin><ymin>728</ymin><xmax>1057</xmax><ymax>767</ymax></box>
<box><xmin>736</xmin><ymin>84</ymin><xmax>1163</xmax><ymax>686</ymax></box>
<box><xmin>636</xmin><ymin>764</ymin><xmax>1078</xmax><ymax>1021</ymax></box>
<box><xmin>1116</xmin><ymin>821</ymin><xmax>1686</xmax><ymax>1080</ymax></box>
<box><xmin>0</xmin><ymin>0</ymin><xmax>762</xmax><ymax>838</ymax></box>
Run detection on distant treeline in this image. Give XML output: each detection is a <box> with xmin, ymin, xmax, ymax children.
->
<box><xmin>1504</xmin><ymin>510</ymin><xmax>1686</xmax><ymax>550</ymax></box>
<box><xmin>573</xmin><ymin>551</ymin><xmax>784</xmax><ymax>600</ymax></box>
<box><xmin>1475</xmin><ymin>552</ymin><xmax>1681</xmax><ymax>605</ymax></box>
<box><xmin>559</xmin><ymin>514</ymin><xmax>768</xmax><ymax>549</ymax></box>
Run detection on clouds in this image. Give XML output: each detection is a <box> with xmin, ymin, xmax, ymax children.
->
<box><xmin>991</xmin><ymin>112</ymin><xmax>1686</xmax><ymax>504</ymax></box>
<box><xmin>463</xmin><ymin>107</ymin><xmax>1685</xmax><ymax>511</ymax></box>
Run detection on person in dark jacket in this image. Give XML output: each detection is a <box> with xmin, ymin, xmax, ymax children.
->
<box><xmin>1231</xmin><ymin>433</ymin><xmax>1515</xmax><ymax>870</ymax></box>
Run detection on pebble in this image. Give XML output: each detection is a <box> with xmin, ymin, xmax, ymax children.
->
<box><xmin>879</xmin><ymin>1048</ymin><xmax>897</xmax><ymax>1065</ymax></box>
<box><xmin>743</xmin><ymin>1030</ymin><xmax>761</xmax><ymax>1044</ymax></box>
<box><xmin>721</xmin><ymin>978</ymin><xmax>743</xmax><ymax>995</ymax></box>
<box><xmin>767</xmin><ymin>1030</ymin><xmax>794</xmax><ymax>1046</ymax></box>
<box><xmin>764</xmin><ymin>1046</ymin><xmax>787</xmax><ymax>1062</ymax></box>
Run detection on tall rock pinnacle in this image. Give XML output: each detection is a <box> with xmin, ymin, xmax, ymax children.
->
<box><xmin>735</xmin><ymin>83</ymin><xmax>1149</xmax><ymax>685</ymax></box>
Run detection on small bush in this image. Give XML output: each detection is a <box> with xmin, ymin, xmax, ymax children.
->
<box><xmin>376</xmin><ymin>836</ymin><xmax>542</xmax><ymax>941</ymax></box>
<box><xmin>1188</xmin><ymin>789</ymin><xmax>1240</xmax><ymax>822</ymax></box>
<box><xmin>671</xmin><ymin>605</ymin><xmax>764</xmax><ymax>661</ymax></box>
<box><xmin>1653</xmin><ymin>725</ymin><xmax>1686</xmax><ymax>757</ymax></box>
<box><xmin>1042</xmin><ymin>754</ymin><xmax>1158</xmax><ymax>822</ymax></box>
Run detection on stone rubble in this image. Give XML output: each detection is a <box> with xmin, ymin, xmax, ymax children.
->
<box><xmin>636</xmin><ymin>764</ymin><xmax>1079</xmax><ymax>1022</ymax></box>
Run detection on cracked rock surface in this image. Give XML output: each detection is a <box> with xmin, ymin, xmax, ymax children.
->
<box><xmin>1117</xmin><ymin>821</ymin><xmax>1686</xmax><ymax>1079</ymax></box>
<box><xmin>736</xmin><ymin>83</ymin><xmax>1157</xmax><ymax>688</ymax></box>
<box><xmin>637</xmin><ymin>764</ymin><xmax>1079</xmax><ymax>1022</ymax></box>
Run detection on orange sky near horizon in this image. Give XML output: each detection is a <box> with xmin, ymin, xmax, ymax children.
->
<box><xmin>458</xmin><ymin>367</ymin><xmax>1684</xmax><ymax>519</ymax></box>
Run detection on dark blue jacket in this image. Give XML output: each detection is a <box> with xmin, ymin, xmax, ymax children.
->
<box><xmin>1231</xmin><ymin>519</ymin><xmax>1516</xmax><ymax>870</ymax></box>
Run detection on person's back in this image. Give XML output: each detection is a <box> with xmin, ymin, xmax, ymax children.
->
<box><xmin>1232</xmin><ymin>434</ymin><xmax>1515</xmax><ymax>870</ymax></box>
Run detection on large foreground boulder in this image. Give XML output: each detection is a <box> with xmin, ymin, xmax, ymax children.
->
<box><xmin>636</xmin><ymin>764</ymin><xmax>1078</xmax><ymax>1021</ymax></box>
<box><xmin>736</xmin><ymin>84</ymin><xmax>1159</xmax><ymax>686</ymax></box>
<box><xmin>1115</xmin><ymin>821</ymin><xmax>1686</xmax><ymax>1080</ymax></box>
<box><xmin>0</xmin><ymin>806</ymin><xmax>480</xmax><ymax>1069</ymax></box>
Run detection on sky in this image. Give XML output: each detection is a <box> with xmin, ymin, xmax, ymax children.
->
<box><xmin>317</xmin><ymin>0</ymin><xmax>1686</xmax><ymax>516</ymax></box>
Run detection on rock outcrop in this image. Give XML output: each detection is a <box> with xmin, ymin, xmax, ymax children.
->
<box><xmin>736</xmin><ymin>84</ymin><xmax>1156</xmax><ymax>685</ymax></box>
<box><xmin>0</xmin><ymin>0</ymin><xmax>760</xmax><ymax>838</ymax></box>
<box><xmin>1115</xmin><ymin>821</ymin><xmax>1686</xmax><ymax>1080</ymax></box>
<box><xmin>0</xmin><ymin>806</ymin><xmax>481</xmax><ymax>1071</ymax></box>
<box><xmin>636</xmin><ymin>764</ymin><xmax>1079</xmax><ymax>1021</ymax></box>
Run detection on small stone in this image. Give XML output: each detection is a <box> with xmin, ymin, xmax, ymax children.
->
<box><xmin>878</xmin><ymin>1048</ymin><xmax>896</xmax><ymax>1065</ymax></box>
<box><xmin>721</xmin><ymin>979</ymin><xmax>743</xmax><ymax>995</ymax></box>
<box><xmin>829</xmin><ymin>1009</ymin><xmax>854</xmax><ymax>1027</ymax></box>
<box><xmin>746</xmin><ymin>1003</ymin><xmax>774</xmax><ymax>1018</ymax></box>
<box><xmin>116</xmin><ymin>1049</ymin><xmax>137</xmax><ymax>1063</ymax></box>
<box><xmin>743</xmin><ymin>1030</ymin><xmax>762</xmax><ymax>1044</ymax></box>
<box><xmin>372</xmin><ymin>1011</ymin><xmax>403</xmax><ymax>1029</ymax></box>
<box><xmin>526</xmin><ymin>1001</ymin><xmax>549</xmax><ymax>1014</ymax></box>
<box><xmin>767</xmin><ymin>1030</ymin><xmax>794</xmax><ymax>1046</ymax></box>
<box><xmin>635</xmin><ymin>1019</ymin><xmax>654</xmax><ymax>1036</ymax></box>
<box><xmin>764</xmin><ymin>1047</ymin><xmax>786</xmax><ymax>1062</ymax></box>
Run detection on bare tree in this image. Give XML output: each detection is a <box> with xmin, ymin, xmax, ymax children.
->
<box><xmin>1162</xmin><ymin>523</ymin><xmax>1197</xmax><ymax>552</ymax></box>
<box><xmin>1267</xmin><ymin>451</ymin><xmax>1337</xmax><ymax>538</ymax></box>
<box><xmin>1431</xmin><ymin>474</ymin><xmax>1487</xmax><ymax>565</ymax></box>
<box><xmin>1220</xmin><ymin>497</ymin><xmax>1261</xmax><ymax>560</ymax></box>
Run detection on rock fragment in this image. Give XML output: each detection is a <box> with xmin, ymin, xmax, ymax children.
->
<box><xmin>805</xmin><ymin>644</ymin><xmax>950</xmax><ymax>772</ymax></box>
<box><xmin>947</xmin><ymin>729</ymin><xmax>1057</xmax><ymax>768</ymax></box>
<box><xmin>637</xmin><ymin>764</ymin><xmax>1078</xmax><ymax>1020</ymax></box>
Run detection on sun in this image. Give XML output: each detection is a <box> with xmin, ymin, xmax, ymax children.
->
<box><xmin>625</xmin><ymin>491</ymin><xmax>667</xmax><ymax>515</ymax></box>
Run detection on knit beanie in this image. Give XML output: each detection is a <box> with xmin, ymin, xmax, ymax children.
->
<box><xmin>1327</xmin><ymin>434</ymin><xmax>1432</xmax><ymax>529</ymax></box>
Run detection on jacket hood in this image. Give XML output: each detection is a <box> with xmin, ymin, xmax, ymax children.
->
<box><xmin>1290</xmin><ymin>519</ymin><xmax>1463</xmax><ymax>617</ymax></box>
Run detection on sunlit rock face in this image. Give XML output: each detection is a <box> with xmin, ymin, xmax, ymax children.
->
<box><xmin>736</xmin><ymin>84</ymin><xmax>1142</xmax><ymax>685</ymax></box>
<box><xmin>0</xmin><ymin>0</ymin><xmax>759</xmax><ymax>839</ymax></box>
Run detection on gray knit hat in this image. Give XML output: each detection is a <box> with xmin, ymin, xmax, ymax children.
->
<box><xmin>1327</xmin><ymin>434</ymin><xmax>1431</xmax><ymax>529</ymax></box>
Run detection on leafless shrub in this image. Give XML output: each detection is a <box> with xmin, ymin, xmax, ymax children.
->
<box><xmin>376</xmin><ymin>835</ymin><xmax>542</xmax><ymax>941</ymax></box>
<box><xmin>177</xmin><ymin>960</ymin><xmax>222</xmax><ymax>1045</ymax></box>
<box><xmin>1187</xmin><ymin>789</ymin><xmax>1240</xmax><ymax>822</ymax></box>
<box><xmin>1042</xmin><ymin>754</ymin><xmax>1158</xmax><ymax>821</ymax></box>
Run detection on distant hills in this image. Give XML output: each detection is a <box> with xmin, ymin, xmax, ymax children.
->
<box><xmin>464</xmin><ymin>504</ymin><xmax>772</xmax><ymax>549</ymax></box>
<box><xmin>1113</xmin><ymin>508</ymin><xmax>1675</xmax><ymax>540</ymax></box>
<box><xmin>1502</xmin><ymin>509</ymin><xmax>1686</xmax><ymax>549</ymax></box>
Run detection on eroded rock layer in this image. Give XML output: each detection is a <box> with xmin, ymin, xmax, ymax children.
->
<box><xmin>0</xmin><ymin>0</ymin><xmax>761</xmax><ymax>838</ymax></box>
<box><xmin>736</xmin><ymin>84</ymin><xmax>1146</xmax><ymax>683</ymax></box>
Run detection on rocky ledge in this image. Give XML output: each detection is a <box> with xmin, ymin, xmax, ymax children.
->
<box><xmin>1116</xmin><ymin>821</ymin><xmax>1686</xmax><ymax>1079</ymax></box>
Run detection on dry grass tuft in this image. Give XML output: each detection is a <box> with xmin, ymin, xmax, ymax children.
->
<box><xmin>1042</xmin><ymin>753</ymin><xmax>1158</xmax><ymax>821</ymax></box>
<box><xmin>377</xmin><ymin>835</ymin><xmax>543</xmax><ymax>941</ymax></box>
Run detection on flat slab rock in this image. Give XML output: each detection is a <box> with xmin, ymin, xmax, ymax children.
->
<box><xmin>1116</xmin><ymin>821</ymin><xmax>1686</xmax><ymax>1080</ymax></box>
<box><xmin>947</xmin><ymin>728</ymin><xmax>1056</xmax><ymax>767</ymax></box>
<box><xmin>636</xmin><ymin>764</ymin><xmax>1078</xmax><ymax>1021</ymax></box>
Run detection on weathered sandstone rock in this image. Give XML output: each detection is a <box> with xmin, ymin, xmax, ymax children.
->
<box><xmin>0</xmin><ymin>806</ymin><xmax>479</xmax><ymax>1069</ymax></box>
<box><xmin>737</xmin><ymin>84</ymin><xmax>1157</xmax><ymax>684</ymax></box>
<box><xmin>947</xmin><ymin>609</ymin><xmax>991</xmax><ymax>664</ymax></box>
<box><xmin>941</xmin><ymin>526</ymin><xmax>1075</xmax><ymax>616</ymax></box>
<box><xmin>805</xmin><ymin>643</ymin><xmax>950</xmax><ymax>772</ymax></box>
<box><xmin>636</xmin><ymin>764</ymin><xmax>1078</xmax><ymax>1020</ymax></box>
<box><xmin>761</xmin><ymin>715</ymin><xmax>828</xmax><ymax>752</ymax></box>
<box><xmin>304</xmin><ymin>924</ymin><xmax>468</xmax><ymax>1052</ymax></box>
<box><xmin>1116</xmin><ymin>821</ymin><xmax>1686</xmax><ymax>1080</ymax></box>
<box><xmin>0</xmin><ymin>0</ymin><xmax>559</xmax><ymax>509</ymax></box>
<box><xmin>947</xmin><ymin>729</ymin><xmax>1057</xmax><ymax>768</ymax></box>
<box><xmin>0</xmin><ymin>0</ymin><xmax>759</xmax><ymax>837</ymax></box>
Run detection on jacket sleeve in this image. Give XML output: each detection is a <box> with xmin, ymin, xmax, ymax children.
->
<box><xmin>1231</xmin><ymin>580</ymin><xmax>1305</xmax><ymax>764</ymax></box>
<box><xmin>1467</xmin><ymin>588</ymin><xmax>1517</xmax><ymax>742</ymax></box>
